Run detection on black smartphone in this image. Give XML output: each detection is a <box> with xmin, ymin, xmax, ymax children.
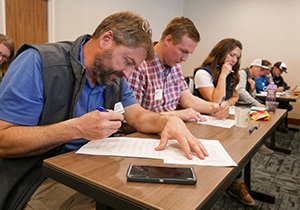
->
<box><xmin>126</xmin><ymin>164</ymin><xmax>197</xmax><ymax>185</ymax></box>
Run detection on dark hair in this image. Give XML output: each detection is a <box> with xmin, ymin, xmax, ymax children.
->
<box><xmin>194</xmin><ymin>38</ymin><xmax>243</xmax><ymax>90</ymax></box>
<box><xmin>92</xmin><ymin>11</ymin><xmax>154</xmax><ymax>61</ymax></box>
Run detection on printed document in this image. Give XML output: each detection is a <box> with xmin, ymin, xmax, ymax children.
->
<box><xmin>198</xmin><ymin>115</ymin><xmax>235</xmax><ymax>128</ymax></box>
<box><xmin>76</xmin><ymin>137</ymin><xmax>237</xmax><ymax>166</ymax></box>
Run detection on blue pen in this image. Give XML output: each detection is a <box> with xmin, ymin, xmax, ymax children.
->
<box><xmin>212</xmin><ymin>96</ymin><xmax>226</xmax><ymax>116</ymax></box>
<box><xmin>96</xmin><ymin>106</ymin><xmax>109</xmax><ymax>112</ymax></box>
<box><xmin>219</xmin><ymin>96</ymin><xmax>226</xmax><ymax>106</ymax></box>
<box><xmin>249</xmin><ymin>123</ymin><xmax>260</xmax><ymax>134</ymax></box>
<box><xmin>96</xmin><ymin>106</ymin><xmax>126</xmax><ymax>123</ymax></box>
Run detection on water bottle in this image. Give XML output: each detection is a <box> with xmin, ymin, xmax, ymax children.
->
<box><xmin>265</xmin><ymin>82</ymin><xmax>277</xmax><ymax>112</ymax></box>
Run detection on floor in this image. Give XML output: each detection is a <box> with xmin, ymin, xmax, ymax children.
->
<box><xmin>210</xmin><ymin>126</ymin><xmax>300</xmax><ymax>210</ymax></box>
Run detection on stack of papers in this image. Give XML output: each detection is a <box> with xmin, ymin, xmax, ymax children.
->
<box><xmin>76</xmin><ymin>137</ymin><xmax>237</xmax><ymax>167</ymax></box>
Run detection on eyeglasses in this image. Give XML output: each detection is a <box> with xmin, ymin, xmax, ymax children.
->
<box><xmin>141</xmin><ymin>19</ymin><xmax>152</xmax><ymax>35</ymax></box>
<box><xmin>0</xmin><ymin>52</ymin><xmax>9</xmax><ymax>61</ymax></box>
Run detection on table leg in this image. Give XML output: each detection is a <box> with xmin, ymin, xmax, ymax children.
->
<box><xmin>266</xmin><ymin>130</ymin><xmax>291</xmax><ymax>154</ymax></box>
<box><xmin>244</xmin><ymin>161</ymin><xmax>275</xmax><ymax>204</ymax></box>
<box><xmin>281</xmin><ymin>102</ymin><xmax>299</xmax><ymax>132</ymax></box>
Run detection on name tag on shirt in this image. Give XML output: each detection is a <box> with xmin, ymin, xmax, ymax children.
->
<box><xmin>154</xmin><ymin>89</ymin><xmax>163</xmax><ymax>101</ymax></box>
<box><xmin>114</xmin><ymin>102</ymin><xmax>125</xmax><ymax>114</ymax></box>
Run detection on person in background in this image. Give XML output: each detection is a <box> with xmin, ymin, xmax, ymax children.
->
<box><xmin>127</xmin><ymin>16</ymin><xmax>229</xmax><ymax>123</ymax></box>
<box><xmin>255</xmin><ymin>59</ymin><xmax>273</xmax><ymax>93</ymax></box>
<box><xmin>193</xmin><ymin>38</ymin><xmax>256</xmax><ymax>207</ymax></box>
<box><xmin>0</xmin><ymin>11</ymin><xmax>209</xmax><ymax>210</ymax></box>
<box><xmin>237</xmin><ymin>58</ymin><xmax>270</xmax><ymax>107</ymax></box>
<box><xmin>193</xmin><ymin>38</ymin><xmax>241</xmax><ymax>107</ymax></box>
<box><xmin>237</xmin><ymin>59</ymin><xmax>274</xmax><ymax>155</ymax></box>
<box><xmin>271</xmin><ymin>61</ymin><xmax>295</xmax><ymax>132</ymax></box>
<box><xmin>271</xmin><ymin>61</ymin><xmax>294</xmax><ymax>111</ymax></box>
<box><xmin>0</xmin><ymin>34</ymin><xmax>15</xmax><ymax>82</ymax></box>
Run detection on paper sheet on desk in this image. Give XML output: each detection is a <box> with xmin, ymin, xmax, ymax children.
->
<box><xmin>76</xmin><ymin>137</ymin><xmax>237</xmax><ymax>167</ymax></box>
<box><xmin>257</xmin><ymin>91</ymin><xmax>285</xmax><ymax>96</ymax></box>
<box><xmin>197</xmin><ymin>115</ymin><xmax>235</xmax><ymax>128</ymax></box>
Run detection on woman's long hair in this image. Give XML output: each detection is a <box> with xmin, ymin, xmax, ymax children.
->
<box><xmin>194</xmin><ymin>38</ymin><xmax>242</xmax><ymax>90</ymax></box>
<box><xmin>0</xmin><ymin>34</ymin><xmax>15</xmax><ymax>75</ymax></box>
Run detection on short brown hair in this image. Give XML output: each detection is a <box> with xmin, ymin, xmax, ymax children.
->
<box><xmin>160</xmin><ymin>17</ymin><xmax>200</xmax><ymax>44</ymax></box>
<box><xmin>92</xmin><ymin>11</ymin><xmax>154</xmax><ymax>61</ymax></box>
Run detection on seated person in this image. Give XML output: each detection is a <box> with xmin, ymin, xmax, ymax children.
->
<box><xmin>0</xmin><ymin>12</ymin><xmax>209</xmax><ymax>209</ymax></box>
<box><xmin>237</xmin><ymin>59</ymin><xmax>274</xmax><ymax>155</ymax></box>
<box><xmin>255</xmin><ymin>59</ymin><xmax>273</xmax><ymax>93</ymax></box>
<box><xmin>127</xmin><ymin>16</ymin><xmax>229</xmax><ymax>122</ymax></box>
<box><xmin>193</xmin><ymin>38</ymin><xmax>240</xmax><ymax>106</ymax></box>
<box><xmin>237</xmin><ymin>59</ymin><xmax>270</xmax><ymax>107</ymax></box>
<box><xmin>193</xmin><ymin>38</ymin><xmax>256</xmax><ymax>207</ymax></box>
<box><xmin>271</xmin><ymin>61</ymin><xmax>294</xmax><ymax>111</ymax></box>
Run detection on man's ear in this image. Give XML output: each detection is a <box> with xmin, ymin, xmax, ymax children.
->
<box><xmin>164</xmin><ymin>34</ymin><xmax>173</xmax><ymax>47</ymax></box>
<box><xmin>99</xmin><ymin>30</ymin><xmax>114</xmax><ymax>49</ymax></box>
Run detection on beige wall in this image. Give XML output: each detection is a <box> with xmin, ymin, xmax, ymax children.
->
<box><xmin>0</xmin><ymin>0</ymin><xmax>5</xmax><ymax>32</ymax></box>
<box><xmin>182</xmin><ymin>0</ymin><xmax>300</xmax><ymax>119</ymax></box>
<box><xmin>51</xmin><ymin>0</ymin><xmax>183</xmax><ymax>42</ymax></box>
<box><xmin>0</xmin><ymin>0</ymin><xmax>299</xmax><ymax>119</ymax></box>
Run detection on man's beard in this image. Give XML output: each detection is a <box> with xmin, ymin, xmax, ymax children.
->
<box><xmin>93</xmin><ymin>49</ymin><xmax>123</xmax><ymax>86</ymax></box>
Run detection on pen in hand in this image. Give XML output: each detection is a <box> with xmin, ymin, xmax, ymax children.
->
<box><xmin>212</xmin><ymin>96</ymin><xmax>226</xmax><ymax>117</ymax></box>
<box><xmin>96</xmin><ymin>106</ymin><xmax>126</xmax><ymax>123</ymax></box>
<box><xmin>96</xmin><ymin>106</ymin><xmax>109</xmax><ymax>112</ymax></box>
<box><xmin>219</xmin><ymin>96</ymin><xmax>226</xmax><ymax>106</ymax></box>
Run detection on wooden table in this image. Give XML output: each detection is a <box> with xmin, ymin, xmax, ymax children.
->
<box><xmin>43</xmin><ymin>109</ymin><xmax>286</xmax><ymax>210</ymax></box>
<box><xmin>256</xmin><ymin>92</ymin><xmax>299</xmax><ymax>102</ymax></box>
<box><xmin>256</xmin><ymin>92</ymin><xmax>299</xmax><ymax>133</ymax></box>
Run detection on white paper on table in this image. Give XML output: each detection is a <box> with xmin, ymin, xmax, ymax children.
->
<box><xmin>164</xmin><ymin>139</ymin><xmax>237</xmax><ymax>166</ymax></box>
<box><xmin>76</xmin><ymin>137</ymin><xmax>237</xmax><ymax>167</ymax></box>
<box><xmin>257</xmin><ymin>91</ymin><xmax>285</xmax><ymax>97</ymax></box>
<box><xmin>76</xmin><ymin>137</ymin><xmax>164</xmax><ymax>159</ymax></box>
<box><xmin>197</xmin><ymin>115</ymin><xmax>235</xmax><ymax>128</ymax></box>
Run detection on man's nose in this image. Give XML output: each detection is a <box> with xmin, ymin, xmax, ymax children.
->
<box><xmin>122</xmin><ymin>67</ymin><xmax>133</xmax><ymax>79</ymax></box>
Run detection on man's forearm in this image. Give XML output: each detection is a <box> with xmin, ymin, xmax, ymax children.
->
<box><xmin>0</xmin><ymin>120</ymin><xmax>78</xmax><ymax>158</ymax></box>
<box><xmin>130</xmin><ymin>111</ymin><xmax>169</xmax><ymax>133</ymax></box>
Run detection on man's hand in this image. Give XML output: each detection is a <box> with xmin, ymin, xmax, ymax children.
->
<box><xmin>212</xmin><ymin>101</ymin><xmax>229</xmax><ymax>119</ymax></box>
<box><xmin>247</xmin><ymin>78</ymin><xmax>256</xmax><ymax>92</ymax></box>
<box><xmin>74</xmin><ymin>110</ymin><xmax>124</xmax><ymax>140</ymax></box>
<box><xmin>154</xmin><ymin>116</ymin><xmax>209</xmax><ymax>160</ymax></box>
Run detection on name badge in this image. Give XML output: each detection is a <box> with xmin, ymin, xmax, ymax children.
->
<box><xmin>114</xmin><ymin>102</ymin><xmax>125</xmax><ymax>114</ymax></box>
<box><xmin>154</xmin><ymin>89</ymin><xmax>163</xmax><ymax>101</ymax></box>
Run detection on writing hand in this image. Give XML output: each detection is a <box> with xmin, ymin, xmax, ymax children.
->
<box><xmin>212</xmin><ymin>101</ymin><xmax>229</xmax><ymax>119</ymax></box>
<box><xmin>77</xmin><ymin>110</ymin><xmax>124</xmax><ymax>140</ymax></box>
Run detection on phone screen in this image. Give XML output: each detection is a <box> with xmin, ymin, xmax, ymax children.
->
<box><xmin>126</xmin><ymin>164</ymin><xmax>197</xmax><ymax>185</ymax></box>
